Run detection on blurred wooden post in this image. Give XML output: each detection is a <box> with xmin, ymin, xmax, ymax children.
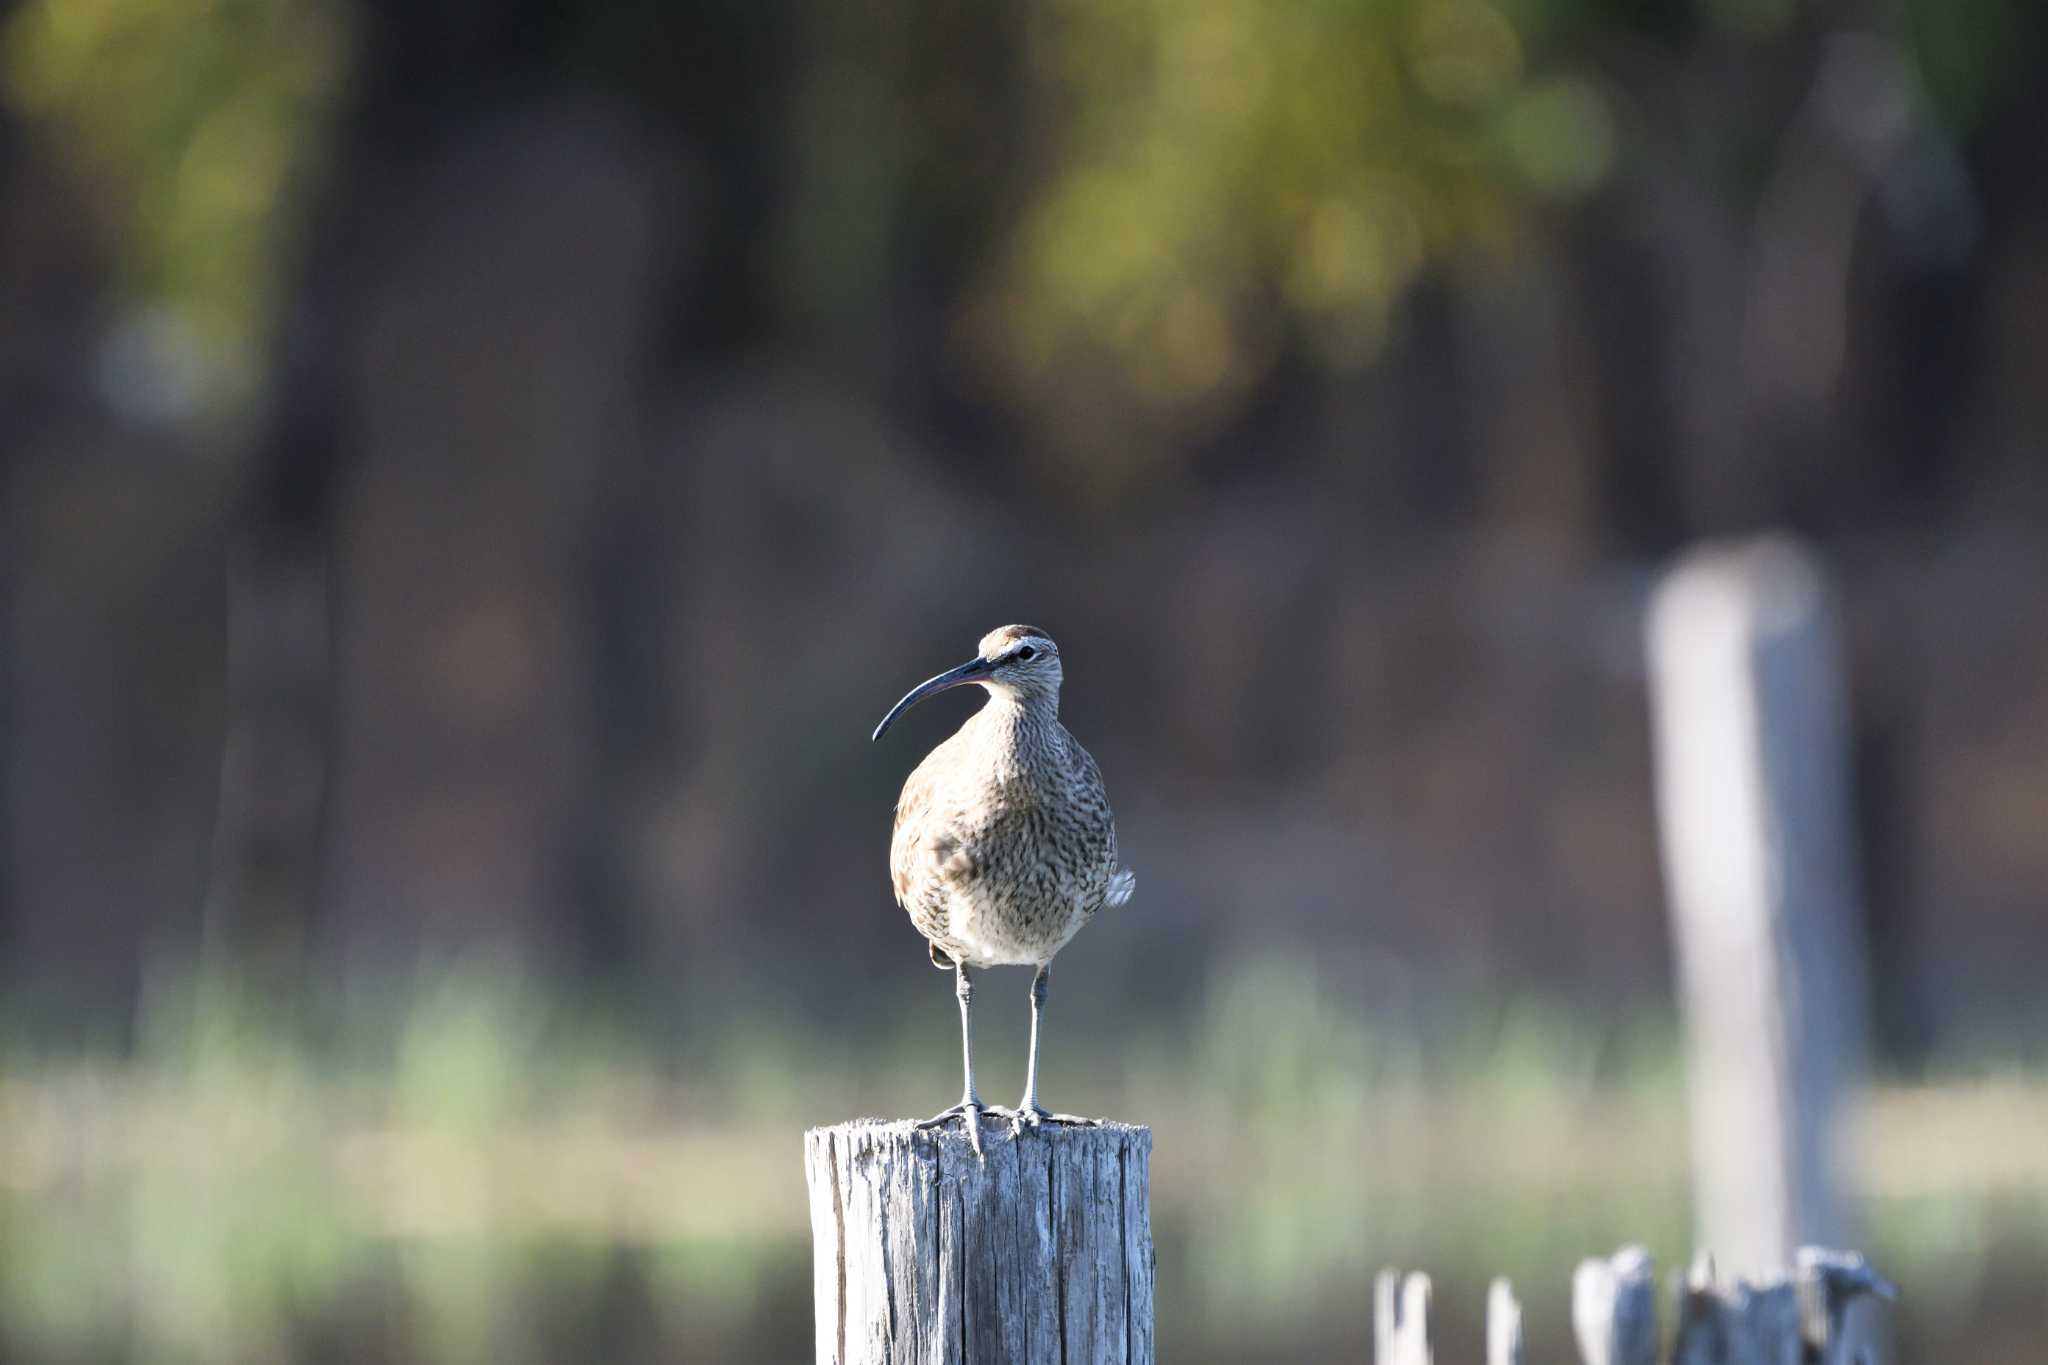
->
<box><xmin>1374</xmin><ymin>1270</ymin><xmax>1434</xmax><ymax>1365</ymax></box>
<box><xmin>1672</xmin><ymin>1247</ymin><xmax>1896</xmax><ymax>1365</ymax></box>
<box><xmin>1646</xmin><ymin>536</ymin><xmax>1869</xmax><ymax>1278</ymax></box>
<box><xmin>804</xmin><ymin>1119</ymin><xmax>1154</xmax><ymax>1365</ymax></box>
<box><xmin>1374</xmin><ymin>1245</ymin><xmax>1890</xmax><ymax>1365</ymax></box>
<box><xmin>1796</xmin><ymin>1248</ymin><xmax>1898</xmax><ymax>1365</ymax></box>
<box><xmin>1486</xmin><ymin>1277</ymin><xmax>1524</xmax><ymax>1365</ymax></box>
<box><xmin>1572</xmin><ymin>1246</ymin><xmax>1657</xmax><ymax>1365</ymax></box>
<box><xmin>1673</xmin><ymin>1255</ymin><xmax>1801</xmax><ymax>1365</ymax></box>
<box><xmin>1375</xmin><ymin>1244</ymin><xmax>1890</xmax><ymax>1365</ymax></box>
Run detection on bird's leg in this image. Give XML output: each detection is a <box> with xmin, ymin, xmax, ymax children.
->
<box><xmin>1007</xmin><ymin>963</ymin><xmax>1099</xmax><ymax>1133</ymax></box>
<box><xmin>915</xmin><ymin>962</ymin><xmax>986</xmax><ymax>1156</ymax></box>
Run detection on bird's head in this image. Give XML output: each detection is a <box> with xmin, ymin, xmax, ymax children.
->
<box><xmin>871</xmin><ymin>625</ymin><xmax>1062</xmax><ymax>741</ymax></box>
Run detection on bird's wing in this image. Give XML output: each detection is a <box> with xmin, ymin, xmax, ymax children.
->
<box><xmin>890</xmin><ymin>731</ymin><xmax>979</xmax><ymax>913</ymax></box>
<box><xmin>889</xmin><ymin>757</ymin><xmax>939</xmax><ymax>908</ymax></box>
<box><xmin>1066</xmin><ymin>736</ymin><xmax>1133</xmax><ymax>909</ymax></box>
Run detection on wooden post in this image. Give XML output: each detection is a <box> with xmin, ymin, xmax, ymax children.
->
<box><xmin>1374</xmin><ymin>1245</ymin><xmax>1891</xmax><ymax>1365</ymax></box>
<box><xmin>1572</xmin><ymin>1245</ymin><xmax>1657</xmax><ymax>1365</ymax></box>
<box><xmin>1671</xmin><ymin>1247</ymin><xmax>1895</xmax><ymax>1365</ymax></box>
<box><xmin>1374</xmin><ymin>1270</ymin><xmax>1433</xmax><ymax>1365</ymax></box>
<box><xmin>804</xmin><ymin>1119</ymin><xmax>1154</xmax><ymax>1365</ymax></box>
<box><xmin>1486</xmin><ymin>1277</ymin><xmax>1524</xmax><ymax>1365</ymax></box>
<box><xmin>1672</xmin><ymin>1255</ymin><xmax>1801</xmax><ymax>1365</ymax></box>
<box><xmin>1646</xmin><ymin>536</ymin><xmax>1869</xmax><ymax>1277</ymax></box>
<box><xmin>1795</xmin><ymin>1247</ymin><xmax>1896</xmax><ymax>1365</ymax></box>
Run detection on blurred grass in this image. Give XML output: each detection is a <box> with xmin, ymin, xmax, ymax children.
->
<box><xmin>1</xmin><ymin>957</ymin><xmax>2044</xmax><ymax>1363</ymax></box>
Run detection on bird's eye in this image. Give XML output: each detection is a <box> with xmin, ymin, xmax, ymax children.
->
<box><xmin>1016</xmin><ymin>646</ymin><xmax>1037</xmax><ymax>662</ymax></box>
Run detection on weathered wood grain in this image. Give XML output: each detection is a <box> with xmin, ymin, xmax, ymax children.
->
<box><xmin>805</xmin><ymin>1118</ymin><xmax>1153</xmax><ymax>1365</ymax></box>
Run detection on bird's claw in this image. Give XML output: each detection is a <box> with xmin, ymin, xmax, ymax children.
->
<box><xmin>915</xmin><ymin>1101</ymin><xmax>988</xmax><ymax>1157</ymax></box>
<box><xmin>994</xmin><ymin>1104</ymin><xmax>1101</xmax><ymax>1136</ymax></box>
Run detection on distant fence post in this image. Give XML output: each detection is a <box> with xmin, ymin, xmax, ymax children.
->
<box><xmin>1573</xmin><ymin>1246</ymin><xmax>1658</xmax><ymax>1365</ymax></box>
<box><xmin>1672</xmin><ymin>1248</ymin><xmax>1897</xmax><ymax>1365</ymax></box>
<box><xmin>1646</xmin><ymin>536</ymin><xmax>1870</xmax><ymax>1277</ymax></box>
<box><xmin>1486</xmin><ymin>1277</ymin><xmax>1524</xmax><ymax>1365</ymax></box>
<box><xmin>1374</xmin><ymin>1269</ymin><xmax>1434</xmax><ymax>1365</ymax></box>
<box><xmin>804</xmin><ymin>1119</ymin><xmax>1154</xmax><ymax>1365</ymax></box>
<box><xmin>1394</xmin><ymin>1245</ymin><xmax>1895</xmax><ymax>1365</ymax></box>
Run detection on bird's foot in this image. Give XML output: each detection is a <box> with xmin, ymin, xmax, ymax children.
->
<box><xmin>995</xmin><ymin>1104</ymin><xmax>1102</xmax><ymax>1136</ymax></box>
<box><xmin>915</xmin><ymin>1100</ymin><xmax>988</xmax><ymax>1157</ymax></box>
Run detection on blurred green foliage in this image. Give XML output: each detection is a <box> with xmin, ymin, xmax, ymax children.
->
<box><xmin>0</xmin><ymin>0</ymin><xmax>348</xmax><ymax>373</ymax></box>
<box><xmin>958</xmin><ymin>0</ymin><xmax>1613</xmax><ymax>474</ymax></box>
<box><xmin>1904</xmin><ymin>0</ymin><xmax>2026</xmax><ymax>129</ymax></box>
<box><xmin>0</xmin><ymin>0</ymin><xmax>2025</xmax><ymax>440</ymax></box>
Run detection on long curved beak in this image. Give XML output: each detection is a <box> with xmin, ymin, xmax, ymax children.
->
<box><xmin>871</xmin><ymin>656</ymin><xmax>993</xmax><ymax>741</ymax></box>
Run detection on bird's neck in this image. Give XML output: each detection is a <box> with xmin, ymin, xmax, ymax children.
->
<box><xmin>973</xmin><ymin>690</ymin><xmax>1061</xmax><ymax>771</ymax></box>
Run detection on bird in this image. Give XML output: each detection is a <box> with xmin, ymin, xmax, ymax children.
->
<box><xmin>871</xmin><ymin>624</ymin><xmax>1135</xmax><ymax>1155</ymax></box>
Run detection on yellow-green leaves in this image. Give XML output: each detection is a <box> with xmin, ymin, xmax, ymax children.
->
<box><xmin>1</xmin><ymin>0</ymin><xmax>349</xmax><ymax>388</ymax></box>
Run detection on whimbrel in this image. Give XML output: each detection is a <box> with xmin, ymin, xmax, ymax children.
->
<box><xmin>872</xmin><ymin>624</ymin><xmax>1136</xmax><ymax>1155</ymax></box>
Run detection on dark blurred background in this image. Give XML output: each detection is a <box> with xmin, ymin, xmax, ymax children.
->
<box><xmin>2</xmin><ymin>0</ymin><xmax>2044</xmax><ymax>1360</ymax></box>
